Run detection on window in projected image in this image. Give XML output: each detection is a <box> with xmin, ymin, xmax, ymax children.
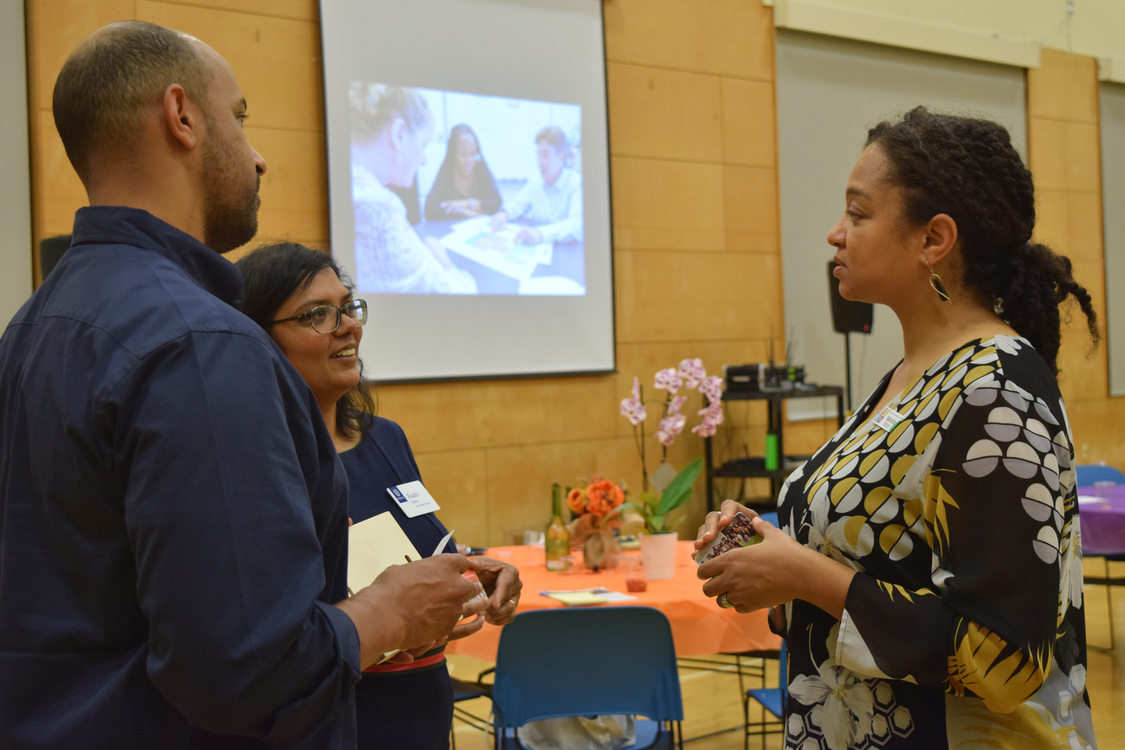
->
<box><xmin>348</xmin><ymin>82</ymin><xmax>585</xmax><ymax>297</ymax></box>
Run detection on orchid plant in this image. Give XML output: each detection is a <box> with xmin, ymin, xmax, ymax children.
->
<box><xmin>619</xmin><ymin>358</ymin><xmax>724</xmax><ymax>533</ymax></box>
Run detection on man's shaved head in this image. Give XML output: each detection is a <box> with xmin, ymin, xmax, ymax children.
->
<box><xmin>52</xmin><ymin>20</ymin><xmax>211</xmax><ymax>182</ymax></box>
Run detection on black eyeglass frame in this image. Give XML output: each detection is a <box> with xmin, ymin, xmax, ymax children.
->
<box><xmin>271</xmin><ymin>299</ymin><xmax>368</xmax><ymax>334</ymax></box>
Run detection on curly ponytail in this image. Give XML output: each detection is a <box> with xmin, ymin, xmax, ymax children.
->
<box><xmin>866</xmin><ymin>106</ymin><xmax>1099</xmax><ymax>375</ymax></box>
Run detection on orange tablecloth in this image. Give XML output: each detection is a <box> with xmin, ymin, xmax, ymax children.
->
<box><xmin>445</xmin><ymin>541</ymin><xmax>780</xmax><ymax>661</ymax></box>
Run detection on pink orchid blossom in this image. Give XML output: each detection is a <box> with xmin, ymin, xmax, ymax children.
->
<box><xmin>655</xmin><ymin>413</ymin><xmax>686</xmax><ymax>446</ymax></box>
<box><xmin>678</xmin><ymin>358</ymin><xmax>706</xmax><ymax>389</ymax></box>
<box><xmin>700</xmin><ymin>375</ymin><xmax>723</xmax><ymax>404</ymax></box>
<box><xmin>619</xmin><ymin>376</ymin><xmax>647</xmax><ymax>426</ymax></box>
<box><xmin>691</xmin><ymin>419</ymin><xmax>719</xmax><ymax>438</ymax></box>
<box><xmin>691</xmin><ymin>402</ymin><xmax>724</xmax><ymax>437</ymax></box>
<box><xmin>621</xmin><ymin>358</ymin><xmax>722</xmax><ymax>492</ymax></box>
<box><xmin>665</xmin><ymin>395</ymin><xmax>687</xmax><ymax>416</ymax></box>
<box><xmin>653</xmin><ymin>367</ymin><xmax>682</xmax><ymax>393</ymax></box>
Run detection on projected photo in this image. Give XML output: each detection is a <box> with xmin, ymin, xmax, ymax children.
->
<box><xmin>348</xmin><ymin>82</ymin><xmax>585</xmax><ymax>296</ymax></box>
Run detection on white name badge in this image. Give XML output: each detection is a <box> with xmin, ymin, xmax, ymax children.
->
<box><xmin>387</xmin><ymin>481</ymin><xmax>441</xmax><ymax>518</ymax></box>
<box><xmin>872</xmin><ymin>405</ymin><xmax>906</xmax><ymax>432</ymax></box>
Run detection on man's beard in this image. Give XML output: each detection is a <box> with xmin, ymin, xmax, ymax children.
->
<box><xmin>201</xmin><ymin>139</ymin><xmax>259</xmax><ymax>253</ymax></box>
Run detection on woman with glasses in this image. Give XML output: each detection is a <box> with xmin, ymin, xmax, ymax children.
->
<box><xmin>237</xmin><ymin>242</ymin><xmax>521</xmax><ymax>750</ymax></box>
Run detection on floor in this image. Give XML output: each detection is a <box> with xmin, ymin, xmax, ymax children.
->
<box><xmin>447</xmin><ymin>569</ymin><xmax>1125</xmax><ymax>749</ymax></box>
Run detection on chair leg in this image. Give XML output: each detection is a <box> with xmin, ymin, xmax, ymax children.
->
<box><xmin>1107</xmin><ymin>558</ymin><xmax>1116</xmax><ymax>651</ymax></box>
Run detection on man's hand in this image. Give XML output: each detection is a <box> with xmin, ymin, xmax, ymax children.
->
<box><xmin>335</xmin><ymin>553</ymin><xmax>478</xmax><ymax>669</ymax></box>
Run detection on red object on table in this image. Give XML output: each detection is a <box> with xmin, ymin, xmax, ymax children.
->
<box><xmin>446</xmin><ymin>541</ymin><xmax>780</xmax><ymax>660</ymax></box>
<box><xmin>1077</xmin><ymin>485</ymin><xmax>1125</xmax><ymax>555</ymax></box>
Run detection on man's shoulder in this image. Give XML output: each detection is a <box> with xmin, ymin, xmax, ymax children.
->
<box><xmin>40</xmin><ymin>243</ymin><xmax>268</xmax><ymax>359</ymax></box>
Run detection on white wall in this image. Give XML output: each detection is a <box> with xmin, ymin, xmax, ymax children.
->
<box><xmin>1</xmin><ymin>0</ymin><xmax>32</xmax><ymax>326</ymax></box>
<box><xmin>1102</xmin><ymin>82</ymin><xmax>1125</xmax><ymax>395</ymax></box>
<box><xmin>775</xmin><ymin>30</ymin><xmax>1026</xmax><ymax>415</ymax></box>
<box><xmin>767</xmin><ymin>0</ymin><xmax>1125</xmax><ymax>77</ymax></box>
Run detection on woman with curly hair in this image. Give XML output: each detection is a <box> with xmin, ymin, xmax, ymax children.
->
<box><xmin>696</xmin><ymin>107</ymin><xmax>1098</xmax><ymax>748</ymax></box>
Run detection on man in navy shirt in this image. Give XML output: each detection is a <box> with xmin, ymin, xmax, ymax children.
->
<box><xmin>0</xmin><ymin>21</ymin><xmax>479</xmax><ymax>748</ymax></box>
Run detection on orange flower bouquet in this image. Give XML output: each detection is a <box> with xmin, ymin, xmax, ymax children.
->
<box><xmin>565</xmin><ymin>478</ymin><xmax>643</xmax><ymax>571</ymax></box>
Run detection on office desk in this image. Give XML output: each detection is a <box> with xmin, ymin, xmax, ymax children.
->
<box><xmin>1078</xmin><ymin>484</ymin><xmax>1125</xmax><ymax>556</ymax></box>
<box><xmin>445</xmin><ymin>541</ymin><xmax>779</xmax><ymax>661</ymax></box>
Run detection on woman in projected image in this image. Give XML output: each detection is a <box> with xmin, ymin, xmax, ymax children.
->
<box><xmin>424</xmin><ymin>123</ymin><xmax>502</xmax><ymax>220</ymax></box>
<box><xmin>695</xmin><ymin>108</ymin><xmax>1098</xmax><ymax>748</ymax></box>
<box><xmin>349</xmin><ymin>84</ymin><xmax>477</xmax><ymax>293</ymax></box>
<box><xmin>237</xmin><ymin>242</ymin><xmax>521</xmax><ymax>750</ymax></box>
<box><xmin>490</xmin><ymin>124</ymin><xmax>583</xmax><ymax>246</ymax></box>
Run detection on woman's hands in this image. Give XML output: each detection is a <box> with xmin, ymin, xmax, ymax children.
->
<box><xmin>439</xmin><ymin>198</ymin><xmax>480</xmax><ymax>217</ymax></box>
<box><xmin>468</xmin><ymin>556</ymin><xmax>522</xmax><ymax>626</ymax></box>
<box><xmin>694</xmin><ymin>499</ymin><xmax>856</xmax><ymax>619</ymax></box>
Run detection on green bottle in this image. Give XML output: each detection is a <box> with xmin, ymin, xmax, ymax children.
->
<box><xmin>545</xmin><ymin>482</ymin><xmax>570</xmax><ymax>571</ymax></box>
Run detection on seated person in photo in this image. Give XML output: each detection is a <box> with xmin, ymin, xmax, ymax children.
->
<box><xmin>238</xmin><ymin>242</ymin><xmax>522</xmax><ymax>750</ymax></box>
<box><xmin>424</xmin><ymin>124</ymin><xmax>502</xmax><ymax>220</ymax></box>
<box><xmin>490</xmin><ymin>125</ymin><xmax>583</xmax><ymax>245</ymax></box>
<box><xmin>349</xmin><ymin>83</ymin><xmax>476</xmax><ymax>294</ymax></box>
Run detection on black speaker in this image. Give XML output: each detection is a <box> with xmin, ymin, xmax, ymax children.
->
<box><xmin>827</xmin><ymin>260</ymin><xmax>873</xmax><ymax>334</ymax></box>
<box><xmin>39</xmin><ymin>235</ymin><xmax>72</xmax><ymax>278</ymax></box>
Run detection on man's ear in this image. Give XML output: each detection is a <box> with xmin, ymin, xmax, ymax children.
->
<box><xmin>388</xmin><ymin>116</ymin><xmax>407</xmax><ymax>149</ymax></box>
<box><xmin>921</xmin><ymin>213</ymin><xmax>958</xmax><ymax>266</ymax></box>
<box><xmin>162</xmin><ymin>83</ymin><xmax>199</xmax><ymax>150</ymax></box>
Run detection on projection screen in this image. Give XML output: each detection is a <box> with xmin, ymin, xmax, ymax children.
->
<box><xmin>320</xmin><ymin>0</ymin><xmax>615</xmax><ymax>382</ymax></box>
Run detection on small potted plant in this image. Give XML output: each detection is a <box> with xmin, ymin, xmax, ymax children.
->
<box><xmin>619</xmin><ymin>358</ymin><xmax>723</xmax><ymax>578</ymax></box>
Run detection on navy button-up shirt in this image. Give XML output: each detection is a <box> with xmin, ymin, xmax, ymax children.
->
<box><xmin>0</xmin><ymin>207</ymin><xmax>360</xmax><ymax>747</ymax></box>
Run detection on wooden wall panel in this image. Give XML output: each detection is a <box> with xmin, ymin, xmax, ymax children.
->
<box><xmin>603</xmin><ymin>0</ymin><xmax>773</xmax><ymax>80</ymax></box>
<box><xmin>1027</xmin><ymin>49</ymin><xmax>1116</xmax><ymax>468</ymax></box>
<box><xmin>246</xmin><ymin>126</ymin><xmax>330</xmax><ymax>247</ymax></box>
<box><xmin>1027</xmin><ymin>49</ymin><xmax>1099</xmax><ymax>123</ymax></box>
<box><xmin>615</xmin><ymin>250</ymin><xmax>780</xmax><ymax>343</ymax></box>
<box><xmin>607</xmin><ymin>63</ymin><xmax>723</xmax><ymax>162</ymax></box>
<box><xmin>1027</xmin><ymin>119</ymin><xmax>1102</xmax><ymax>193</ymax></box>
<box><xmin>722</xmin><ymin>165</ymin><xmax>780</xmax><ymax>254</ymax></box>
<box><xmin>1035</xmin><ymin>190</ymin><xmax>1105</xmax><ymax>263</ymax></box>
<box><xmin>721</xmin><ymin>78</ymin><xmax>777</xmax><ymax>168</ymax></box>
<box><xmin>138</xmin><ymin>2</ymin><xmax>325</xmax><ymax>133</ymax></box>
<box><xmin>611</xmin><ymin>157</ymin><xmax>726</xmax><ymax>251</ymax></box>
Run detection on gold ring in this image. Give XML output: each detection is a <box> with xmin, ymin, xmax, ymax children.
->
<box><xmin>718</xmin><ymin>593</ymin><xmax>732</xmax><ymax>609</ymax></box>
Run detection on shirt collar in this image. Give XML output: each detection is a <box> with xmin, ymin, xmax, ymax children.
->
<box><xmin>70</xmin><ymin>206</ymin><xmax>244</xmax><ymax>306</ymax></box>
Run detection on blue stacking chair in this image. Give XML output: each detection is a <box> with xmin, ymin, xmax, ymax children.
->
<box><xmin>1076</xmin><ymin>463</ymin><xmax>1125</xmax><ymax>486</ymax></box>
<box><xmin>1076</xmin><ymin>463</ymin><xmax>1125</xmax><ymax>651</ymax></box>
<box><xmin>490</xmin><ymin>606</ymin><xmax>684</xmax><ymax>749</ymax></box>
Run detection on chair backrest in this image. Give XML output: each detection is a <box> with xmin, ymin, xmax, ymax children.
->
<box><xmin>491</xmin><ymin>606</ymin><xmax>684</xmax><ymax>729</ymax></box>
<box><xmin>1076</xmin><ymin>463</ymin><xmax>1125</xmax><ymax>487</ymax></box>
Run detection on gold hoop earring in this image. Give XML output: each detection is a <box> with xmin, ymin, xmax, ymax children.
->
<box><xmin>927</xmin><ymin>264</ymin><xmax>951</xmax><ymax>303</ymax></box>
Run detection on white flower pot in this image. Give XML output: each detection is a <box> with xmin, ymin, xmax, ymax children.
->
<box><xmin>638</xmin><ymin>532</ymin><xmax>678</xmax><ymax>580</ymax></box>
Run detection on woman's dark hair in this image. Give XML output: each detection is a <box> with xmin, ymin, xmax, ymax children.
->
<box><xmin>237</xmin><ymin>242</ymin><xmax>375</xmax><ymax>438</ymax></box>
<box><xmin>434</xmin><ymin>124</ymin><xmax>492</xmax><ymax>183</ymax></box>
<box><xmin>866</xmin><ymin>106</ymin><xmax>1098</xmax><ymax>375</ymax></box>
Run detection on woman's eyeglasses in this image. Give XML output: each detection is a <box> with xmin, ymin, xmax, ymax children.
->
<box><xmin>271</xmin><ymin>299</ymin><xmax>368</xmax><ymax>334</ymax></box>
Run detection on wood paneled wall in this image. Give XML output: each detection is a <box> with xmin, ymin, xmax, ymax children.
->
<box><xmin>1028</xmin><ymin>49</ymin><xmax>1123</xmax><ymax>468</ymax></box>
<box><xmin>25</xmin><ymin>1</ymin><xmax>1114</xmax><ymax>546</ymax></box>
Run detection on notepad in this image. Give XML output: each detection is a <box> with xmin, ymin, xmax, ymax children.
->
<box><xmin>348</xmin><ymin>512</ymin><xmax>422</xmax><ymax>594</ymax></box>
<box><xmin>539</xmin><ymin>588</ymin><xmax>638</xmax><ymax>606</ymax></box>
<box><xmin>348</xmin><ymin>512</ymin><xmax>423</xmax><ymax>663</ymax></box>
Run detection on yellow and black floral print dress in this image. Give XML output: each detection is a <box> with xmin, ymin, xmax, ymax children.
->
<box><xmin>776</xmin><ymin>336</ymin><xmax>1096</xmax><ymax>749</ymax></box>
